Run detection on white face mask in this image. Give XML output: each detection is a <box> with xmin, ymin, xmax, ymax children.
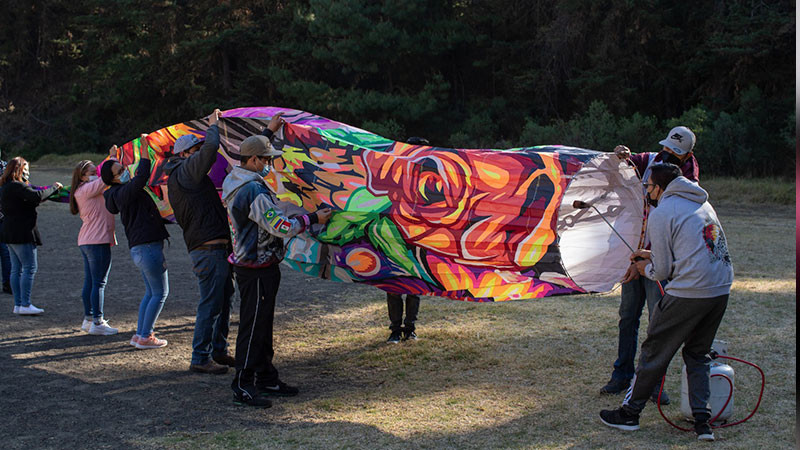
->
<box><xmin>21</xmin><ymin>169</ymin><xmax>30</xmax><ymax>182</ymax></box>
<box><xmin>88</xmin><ymin>175</ymin><xmax>98</xmax><ymax>182</ymax></box>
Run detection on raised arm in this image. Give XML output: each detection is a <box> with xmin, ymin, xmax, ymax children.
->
<box><xmin>181</xmin><ymin>109</ymin><xmax>222</xmax><ymax>185</ymax></box>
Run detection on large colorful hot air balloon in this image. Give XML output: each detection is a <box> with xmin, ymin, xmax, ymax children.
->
<box><xmin>110</xmin><ymin>107</ymin><xmax>644</xmax><ymax>302</ymax></box>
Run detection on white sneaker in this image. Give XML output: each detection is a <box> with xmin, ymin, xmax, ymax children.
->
<box><xmin>17</xmin><ymin>304</ymin><xmax>44</xmax><ymax>315</ymax></box>
<box><xmin>81</xmin><ymin>319</ymin><xmax>92</xmax><ymax>331</ymax></box>
<box><xmin>88</xmin><ymin>320</ymin><xmax>119</xmax><ymax>336</ymax></box>
<box><xmin>13</xmin><ymin>306</ymin><xmax>19</xmax><ymax>314</ymax></box>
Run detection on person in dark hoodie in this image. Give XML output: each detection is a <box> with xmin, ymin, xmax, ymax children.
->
<box><xmin>600</xmin><ymin>163</ymin><xmax>733</xmax><ymax>442</ymax></box>
<box><xmin>0</xmin><ymin>157</ymin><xmax>62</xmax><ymax>315</ymax></box>
<box><xmin>103</xmin><ymin>136</ymin><xmax>171</xmax><ymax>350</ymax></box>
<box><xmin>163</xmin><ymin>109</ymin><xmax>287</xmax><ymax>375</ymax></box>
<box><xmin>221</xmin><ymin>121</ymin><xmax>331</xmax><ymax>408</ymax></box>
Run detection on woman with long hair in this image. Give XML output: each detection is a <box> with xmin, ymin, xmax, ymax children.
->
<box><xmin>103</xmin><ymin>136</ymin><xmax>170</xmax><ymax>349</ymax></box>
<box><xmin>70</xmin><ymin>148</ymin><xmax>118</xmax><ymax>334</ymax></box>
<box><xmin>0</xmin><ymin>157</ymin><xmax>62</xmax><ymax>315</ymax></box>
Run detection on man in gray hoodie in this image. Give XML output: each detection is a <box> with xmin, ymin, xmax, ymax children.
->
<box><xmin>600</xmin><ymin>163</ymin><xmax>733</xmax><ymax>442</ymax></box>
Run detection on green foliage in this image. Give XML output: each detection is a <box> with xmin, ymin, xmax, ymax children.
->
<box><xmin>0</xmin><ymin>0</ymin><xmax>793</xmax><ymax>176</ymax></box>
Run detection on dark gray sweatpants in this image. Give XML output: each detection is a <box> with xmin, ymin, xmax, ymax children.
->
<box><xmin>622</xmin><ymin>292</ymin><xmax>729</xmax><ymax>417</ymax></box>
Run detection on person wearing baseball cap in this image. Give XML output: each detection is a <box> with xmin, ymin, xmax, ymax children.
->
<box><xmin>163</xmin><ymin>109</ymin><xmax>241</xmax><ymax>374</ymax></box>
<box><xmin>221</xmin><ymin>117</ymin><xmax>332</xmax><ymax>407</ymax></box>
<box><xmin>599</xmin><ymin>126</ymin><xmax>701</xmax><ymax>404</ymax></box>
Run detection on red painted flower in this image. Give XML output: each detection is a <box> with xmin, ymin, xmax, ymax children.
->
<box><xmin>363</xmin><ymin>144</ymin><xmax>568</xmax><ymax>269</ymax></box>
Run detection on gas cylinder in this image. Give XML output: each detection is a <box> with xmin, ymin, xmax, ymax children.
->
<box><xmin>680</xmin><ymin>340</ymin><xmax>734</xmax><ymax>423</ymax></box>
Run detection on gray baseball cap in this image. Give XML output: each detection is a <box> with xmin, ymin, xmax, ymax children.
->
<box><xmin>659</xmin><ymin>126</ymin><xmax>696</xmax><ymax>155</ymax></box>
<box><xmin>173</xmin><ymin>134</ymin><xmax>203</xmax><ymax>154</ymax></box>
<box><xmin>239</xmin><ymin>135</ymin><xmax>283</xmax><ymax>159</ymax></box>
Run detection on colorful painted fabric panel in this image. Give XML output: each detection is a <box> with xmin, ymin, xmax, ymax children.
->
<box><xmin>111</xmin><ymin>107</ymin><xmax>644</xmax><ymax>301</ymax></box>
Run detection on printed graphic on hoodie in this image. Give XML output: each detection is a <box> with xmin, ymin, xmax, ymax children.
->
<box><xmin>702</xmin><ymin>222</ymin><xmax>731</xmax><ymax>265</ymax></box>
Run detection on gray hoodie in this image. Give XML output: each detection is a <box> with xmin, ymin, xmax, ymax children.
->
<box><xmin>644</xmin><ymin>176</ymin><xmax>734</xmax><ymax>298</ymax></box>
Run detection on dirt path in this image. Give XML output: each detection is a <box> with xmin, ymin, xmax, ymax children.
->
<box><xmin>0</xmin><ymin>168</ymin><xmax>377</xmax><ymax>449</ymax></box>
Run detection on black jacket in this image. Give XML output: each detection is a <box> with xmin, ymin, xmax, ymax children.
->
<box><xmin>163</xmin><ymin>125</ymin><xmax>230</xmax><ymax>252</ymax></box>
<box><xmin>103</xmin><ymin>159</ymin><xmax>169</xmax><ymax>249</ymax></box>
<box><xmin>0</xmin><ymin>182</ymin><xmax>58</xmax><ymax>245</ymax></box>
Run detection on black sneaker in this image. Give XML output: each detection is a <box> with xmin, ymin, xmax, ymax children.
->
<box><xmin>2</xmin><ymin>282</ymin><xmax>10</xmax><ymax>294</ymax></box>
<box><xmin>403</xmin><ymin>330</ymin><xmax>417</xmax><ymax>341</ymax></box>
<box><xmin>599</xmin><ymin>407</ymin><xmax>640</xmax><ymax>431</ymax></box>
<box><xmin>651</xmin><ymin>388</ymin><xmax>671</xmax><ymax>405</ymax></box>
<box><xmin>257</xmin><ymin>380</ymin><xmax>299</xmax><ymax>397</ymax></box>
<box><xmin>232</xmin><ymin>385</ymin><xmax>272</xmax><ymax>408</ymax></box>
<box><xmin>386</xmin><ymin>330</ymin><xmax>403</xmax><ymax>344</ymax></box>
<box><xmin>694</xmin><ymin>421</ymin><xmax>715</xmax><ymax>441</ymax></box>
<box><xmin>600</xmin><ymin>378</ymin><xmax>631</xmax><ymax>395</ymax></box>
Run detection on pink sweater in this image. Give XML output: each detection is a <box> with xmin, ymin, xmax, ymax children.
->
<box><xmin>75</xmin><ymin>178</ymin><xmax>117</xmax><ymax>246</ymax></box>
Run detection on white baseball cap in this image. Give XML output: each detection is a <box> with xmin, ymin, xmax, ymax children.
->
<box><xmin>659</xmin><ymin>126</ymin><xmax>696</xmax><ymax>155</ymax></box>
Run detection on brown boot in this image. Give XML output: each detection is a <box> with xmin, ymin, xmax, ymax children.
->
<box><xmin>190</xmin><ymin>360</ymin><xmax>229</xmax><ymax>375</ymax></box>
<box><xmin>212</xmin><ymin>353</ymin><xmax>236</xmax><ymax>367</ymax></box>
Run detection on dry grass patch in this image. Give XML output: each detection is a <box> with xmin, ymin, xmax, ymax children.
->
<box><xmin>146</xmin><ymin>200</ymin><xmax>795</xmax><ymax>449</ymax></box>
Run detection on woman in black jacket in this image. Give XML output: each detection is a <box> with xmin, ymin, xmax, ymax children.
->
<box><xmin>0</xmin><ymin>157</ymin><xmax>62</xmax><ymax>315</ymax></box>
<box><xmin>102</xmin><ymin>136</ymin><xmax>170</xmax><ymax>349</ymax></box>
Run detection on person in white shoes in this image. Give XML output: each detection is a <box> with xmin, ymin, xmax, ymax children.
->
<box><xmin>70</xmin><ymin>150</ymin><xmax>119</xmax><ymax>335</ymax></box>
<box><xmin>0</xmin><ymin>157</ymin><xmax>62</xmax><ymax>315</ymax></box>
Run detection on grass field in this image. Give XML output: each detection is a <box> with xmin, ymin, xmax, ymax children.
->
<box><xmin>8</xmin><ymin>164</ymin><xmax>796</xmax><ymax>449</ymax></box>
<box><xmin>151</xmin><ymin>190</ymin><xmax>795</xmax><ymax>447</ymax></box>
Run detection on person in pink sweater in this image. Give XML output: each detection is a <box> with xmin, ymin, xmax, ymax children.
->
<box><xmin>69</xmin><ymin>149</ymin><xmax>118</xmax><ymax>335</ymax></box>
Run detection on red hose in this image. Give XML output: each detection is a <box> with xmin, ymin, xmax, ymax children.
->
<box><xmin>655</xmin><ymin>354</ymin><xmax>766</xmax><ymax>432</ymax></box>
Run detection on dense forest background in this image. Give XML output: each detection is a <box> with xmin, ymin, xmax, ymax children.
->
<box><xmin>0</xmin><ymin>0</ymin><xmax>795</xmax><ymax>176</ymax></box>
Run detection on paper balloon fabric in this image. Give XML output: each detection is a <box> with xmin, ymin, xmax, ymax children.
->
<box><xmin>112</xmin><ymin>107</ymin><xmax>644</xmax><ymax>302</ymax></box>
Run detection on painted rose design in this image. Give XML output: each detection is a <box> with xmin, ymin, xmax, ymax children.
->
<box><xmin>363</xmin><ymin>143</ymin><xmax>567</xmax><ymax>269</ymax></box>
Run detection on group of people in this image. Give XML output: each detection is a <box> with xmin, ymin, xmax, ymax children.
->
<box><xmin>0</xmin><ymin>120</ymin><xmax>733</xmax><ymax>438</ymax></box>
<box><xmin>598</xmin><ymin>126</ymin><xmax>734</xmax><ymax>442</ymax></box>
<box><xmin>0</xmin><ymin>110</ymin><xmax>330</xmax><ymax>408</ymax></box>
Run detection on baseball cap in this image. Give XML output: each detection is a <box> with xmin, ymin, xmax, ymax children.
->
<box><xmin>173</xmin><ymin>134</ymin><xmax>203</xmax><ymax>154</ymax></box>
<box><xmin>239</xmin><ymin>135</ymin><xmax>283</xmax><ymax>159</ymax></box>
<box><xmin>658</xmin><ymin>126</ymin><xmax>696</xmax><ymax>155</ymax></box>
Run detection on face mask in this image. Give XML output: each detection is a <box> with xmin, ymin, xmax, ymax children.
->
<box><xmin>258</xmin><ymin>163</ymin><xmax>270</xmax><ymax>178</ymax></box>
<box><xmin>658</xmin><ymin>150</ymin><xmax>682</xmax><ymax>166</ymax></box>
<box><xmin>21</xmin><ymin>170</ymin><xmax>30</xmax><ymax>182</ymax></box>
<box><xmin>88</xmin><ymin>175</ymin><xmax>98</xmax><ymax>182</ymax></box>
<box><xmin>647</xmin><ymin>188</ymin><xmax>659</xmax><ymax>207</ymax></box>
<box><xmin>118</xmin><ymin>171</ymin><xmax>131</xmax><ymax>184</ymax></box>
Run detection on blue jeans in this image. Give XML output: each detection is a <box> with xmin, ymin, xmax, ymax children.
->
<box><xmin>8</xmin><ymin>243</ymin><xmax>38</xmax><ymax>307</ymax></box>
<box><xmin>611</xmin><ymin>276</ymin><xmax>664</xmax><ymax>382</ymax></box>
<box><xmin>0</xmin><ymin>243</ymin><xmax>10</xmax><ymax>285</ymax></box>
<box><xmin>189</xmin><ymin>247</ymin><xmax>233</xmax><ymax>364</ymax></box>
<box><xmin>79</xmin><ymin>244</ymin><xmax>112</xmax><ymax>320</ymax></box>
<box><xmin>130</xmin><ymin>241</ymin><xmax>169</xmax><ymax>337</ymax></box>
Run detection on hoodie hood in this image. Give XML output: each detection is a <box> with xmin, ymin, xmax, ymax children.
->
<box><xmin>163</xmin><ymin>156</ymin><xmax>184</xmax><ymax>175</ymax></box>
<box><xmin>661</xmin><ymin>176</ymin><xmax>708</xmax><ymax>205</ymax></box>
<box><xmin>222</xmin><ymin>166</ymin><xmax>266</xmax><ymax>202</ymax></box>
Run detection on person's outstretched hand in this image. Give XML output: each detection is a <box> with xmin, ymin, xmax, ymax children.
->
<box><xmin>268</xmin><ymin>112</ymin><xmax>285</xmax><ymax>133</ymax></box>
<box><xmin>614</xmin><ymin>145</ymin><xmax>631</xmax><ymax>160</ymax></box>
<box><xmin>316</xmin><ymin>207</ymin><xmax>332</xmax><ymax>225</ymax></box>
<box><xmin>140</xmin><ymin>134</ymin><xmax>150</xmax><ymax>160</ymax></box>
<box><xmin>208</xmin><ymin>109</ymin><xmax>221</xmax><ymax>126</ymax></box>
<box><xmin>108</xmin><ymin>144</ymin><xmax>118</xmax><ymax>159</ymax></box>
